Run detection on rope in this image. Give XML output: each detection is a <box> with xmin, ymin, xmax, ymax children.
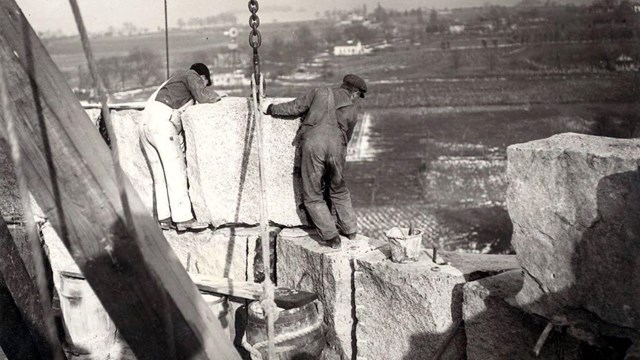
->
<box><xmin>251</xmin><ymin>71</ymin><xmax>277</xmax><ymax>360</ymax></box>
<box><xmin>68</xmin><ymin>0</ymin><xmax>135</xmax><ymax>233</ymax></box>
<box><xmin>247</xmin><ymin>2</ymin><xmax>276</xmax><ymax>356</ymax></box>
<box><xmin>0</xmin><ymin>63</ymin><xmax>64</xmax><ymax>360</ymax></box>
<box><xmin>241</xmin><ymin>302</ymin><xmax>325</xmax><ymax>360</ymax></box>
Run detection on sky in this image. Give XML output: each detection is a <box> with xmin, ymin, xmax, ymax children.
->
<box><xmin>14</xmin><ymin>0</ymin><xmax>525</xmax><ymax>36</ymax></box>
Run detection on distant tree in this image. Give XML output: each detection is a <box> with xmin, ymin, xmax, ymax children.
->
<box><xmin>177</xmin><ymin>18</ymin><xmax>185</xmax><ymax>29</ymax></box>
<box><xmin>416</xmin><ymin>9</ymin><xmax>425</xmax><ymax>24</ymax></box>
<box><xmin>426</xmin><ymin>9</ymin><xmax>440</xmax><ymax>33</ymax></box>
<box><xmin>188</xmin><ymin>17</ymin><xmax>202</xmax><ymax>28</ymax></box>
<box><xmin>344</xmin><ymin>24</ymin><xmax>375</xmax><ymax>44</ymax></box>
<box><xmin>292</xmin><ymin>25</ymin><xmax>318</xmax><ymax>62</ymax></box>
<box><xmin>373</xmin><ymin>3</ymin><xmax>389</xmax><ymax>23</ymax></box>
<box><xmin>323</xmin><ymin>26</ymin><xmax>343</xmax><ymax>46</ymax></box>
<box><xmin>126</xmin><ymin>49</ymin><xmax>163</xmax><ymax>87</ymax></box>
<box><xmin>122</xmin><ymin>22</ymin><xmax>137</xmax><ymax>36</ymax></box>
<box><xmin>217</xmin><ymin>12</ymin><xmax>238</xmax><ymax>25</ymax></box>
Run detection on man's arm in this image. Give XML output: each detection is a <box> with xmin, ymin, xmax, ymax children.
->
<box><xmin>345</xmin><ymin>107</ymin><xmax>359</xmax><ymax>143</ymax></box>
<box><xmin>268</xmin><ymin>88</ymin><xmax>317</xmax><ymax>117</ymax></box>
<box><xmin>186</xmin><ymin>71</ymin><xmax>223</xmax><ymax>104</ymax></box>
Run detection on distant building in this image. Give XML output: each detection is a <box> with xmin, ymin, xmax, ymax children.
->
<box><xmin>614</xmin><ymin>54</ymin><xmax>638</xmax><ymax>71</ymax></box>
<box><xmin>333</xmin><ymin>41</ymin><xmax>369</xmax><ymax>56</ymax></box>
<box><xmin>465</xmin><ymin>21</ymin><xmax>495</xmax><ymax>34</ymax></box>
<box><xmin>449</xmin><ymin>24</ymin><xmax>465</xmax><ymax>34</ymax></box>
<box><xmin>212</xmin><ymin>72</ymin><xmax>250</xmax><ymax>87</ymax></box>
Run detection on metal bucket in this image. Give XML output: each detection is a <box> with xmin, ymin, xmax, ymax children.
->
<box><xmin>59</xmin><ymin>272</ymin><xmax>118</xmax><ymax>355</ymax></box>
<box><xmin>385</xmin><ymin>228</ymin><xmax>424</xmax><ymax>263</ymax></box>
<box><xmin>246</xmin><ymin>300</ymin><xmax>325</xmax><ymax>359</ymax></box>
<box><xmin>201</xmin><ymin>292</ymin><xmax>233</xmax><ymax>341</ymax></box>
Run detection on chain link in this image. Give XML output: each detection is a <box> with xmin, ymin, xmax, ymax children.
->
<box><xmin>248</xmin><ymin>0</ymin><xmax>262</xmax><ymax>95</ymax></box>
<box><xmin>248</xmin><ymin>0</ymin><xmax>261</xmax><ymax>49</ymax></box>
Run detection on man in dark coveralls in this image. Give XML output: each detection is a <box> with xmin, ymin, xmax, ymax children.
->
<box><xmin>266</xmin><ymin>74</ymin><xmax>367</xmax><ymax>249</ymax></box>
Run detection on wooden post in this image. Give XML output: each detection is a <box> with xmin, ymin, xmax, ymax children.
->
<box><xmin>0</xmin><ymin>216</ymin><xmax>66</xmax><ymax>359</ymax></box>
<box><xmin>0</xmin><ymin>1</ymin><xmax>240</xmax><ymax>359</ymax></box>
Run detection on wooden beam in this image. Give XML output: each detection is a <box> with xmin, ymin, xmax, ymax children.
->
<box><xmin>80</xmin><ymin>101</ymin><xmax>146</xmax><ymax>110</ymax></box>
<box><xmin>63</xmin><ymin>271</ymin><xmax>318</xmax><ymax>310</ymax></box>
<box><xmin>0</xmin><ymin>272</ymin><xmax>42</xmax><ymax>359</ymax></box>
<box><xmin>0</xmin><ymin>2</ymin><xmax>240</xmax><ymax>359</ymax></box>
<box><xmin>190</xmin><ymin>273</ymin><xmax>317</xmax><ymax>310</ymax></box>
<box><xmin>0</xmin><ymin>215</ymin><xmax>66</xmax><ymax>359</ymax></box>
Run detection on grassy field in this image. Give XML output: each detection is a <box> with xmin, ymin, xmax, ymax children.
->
<box><xmin>345</xmin><ymin>102</ymin><xmax>639</xmax><ymax>253</ymax></box>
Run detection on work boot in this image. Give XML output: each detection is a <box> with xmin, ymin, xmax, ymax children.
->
<box><xmin>159</xmin><ymin>218</ymin><xmax>172</xmax><ymax>231</ymax></box>
<box><xmin>319</xmin><ymin>235</ymin><xmax>341</xmax><ymax>249</ymax></box>
<box><xmin>345</xmin><ymin>232</ymin><xmax>357</xmax><ymax>240</ymax></box>
<box><xmin>175</xmin><ymin>219</ymin><xmax>209</xmax><ymax>232</ymax></box>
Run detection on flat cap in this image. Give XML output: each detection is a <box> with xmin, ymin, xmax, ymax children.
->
<box><xmin>343</xmin><ymin>74</ymin><xmax>367</xmax><ymax>98</ymax></box>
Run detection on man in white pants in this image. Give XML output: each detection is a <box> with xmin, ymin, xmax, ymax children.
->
<box><xmin>141</xmin><ymin>63</ymin><xmax>225</xmax><ymax>231</ymax></box>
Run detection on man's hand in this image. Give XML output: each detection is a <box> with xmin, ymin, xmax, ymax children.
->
<box><xmin>214</xmin><ymin>93</ymin><xmax>228</xmax><ymax>103</ymax></box>
<box><xmin>263</xmin><ymin>104</ymin><xmax>273</xmax><ymax>115</ymax></box>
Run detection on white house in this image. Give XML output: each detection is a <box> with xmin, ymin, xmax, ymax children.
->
<box><xmin>212</xmin><ymin>72</ymin><xmax>251</xmax><ymax>87</ymax></box>
<box><xmin>333</xmin><ymin>41</ymin><xmax>368</xmax><ymax>56</ymax></box>
<box><xmin>449</xmin><ymin>24</ymin><xmax>465</xmax><ymax>34</ymax></box>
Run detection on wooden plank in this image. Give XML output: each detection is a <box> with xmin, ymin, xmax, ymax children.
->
<box><xmin>191</xmin><ymin>274</ymin><xmax>318</xmax><ymax>310</ymax></box>
<box><xmin>0</xmin><ymin>2</ymin><xmax>240</xmax><ymax>359</ymax></box>
<box><xmin>63</xmin><ymin>271</ymin><xmax>318</xmax><ymax>310</ymax></box>
<box><xmin>80</xmin><ymin>101</ymin><xmax>146</xmax><ymax>110</ymax></box>
<box><xmin>0</xmin><ymin>215</ymin><xmax>65</xmax><ymax>359</ymax></box>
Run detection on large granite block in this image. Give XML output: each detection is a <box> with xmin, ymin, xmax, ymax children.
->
<box><xmin>354</xmin><ymin>249</ymin><xmax>467</xmax><ymax>360</ymax></box>
<box><xmin>182</xmin><ymin>97</ymin><xmax>306</xmax><ymax>227</ymax></box>
<box><xmin>41</xmin><ymin>222</ymin><xmax>276</xmax><ymax>289</ymax></box>
<box><xmin>276</xmin><ymin>228</ymin><xmax>385</xmax><ymax>359</ymax></box>
<box><xmin>151</xmin><ymin>226</ymin><xmax>280</xmax><ymax>281</ymax></box>
<box><xmin>507</xmin><ymin>133</ymin><xmax>640</xmax><ymax>330</ymax></box>
<box><xmin>463</xmin><ymin>270</ymin><xmax>581</xmax><ymax>360</ymax></box>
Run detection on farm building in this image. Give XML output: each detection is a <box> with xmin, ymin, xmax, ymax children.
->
<box><xmin>614</xmin><ymin>54</ymin><xmax>639</xmax><ymax>71</ymax></box>
<box><xmin>449</xmin><ymin>24</ymin><xmax>466</xmax><ymax>34</ymax></box>
<box><xmin>212</xmin><ymin>72</ymin><xmax>251</xmax><ymax>88</ymax></box>
<box><xmin>333</xmin><ymin>40</ymin><xmax>369</xmax><ymax>56</ymax></box>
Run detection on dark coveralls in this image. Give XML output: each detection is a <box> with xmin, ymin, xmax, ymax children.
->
<box><xmin>270</xmin><ymin>87</ymin><xmax>359</xmax><ymax>241</ymax></box>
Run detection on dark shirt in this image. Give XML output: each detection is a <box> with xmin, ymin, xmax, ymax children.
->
<box><xmin>270</xmin><ymin>87</ymin><xmax>359</xmax><ymax>143</ymax></box>
<box><xmin>154</xmin><ymin>69</ymin><xmax>221</xmax><ymax>109</ymax></box>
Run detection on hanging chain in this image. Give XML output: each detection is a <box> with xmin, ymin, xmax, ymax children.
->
<box><xmin>248</xmin><ymin>0</ymin><xmax>262</xmax><ymax>96</ymax></box>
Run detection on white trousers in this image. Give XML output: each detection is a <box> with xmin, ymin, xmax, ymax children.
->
<box><xmin>140</xmin><ymin>101</ymin><xmax>193</xmax><ymax>222</ymax></box>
